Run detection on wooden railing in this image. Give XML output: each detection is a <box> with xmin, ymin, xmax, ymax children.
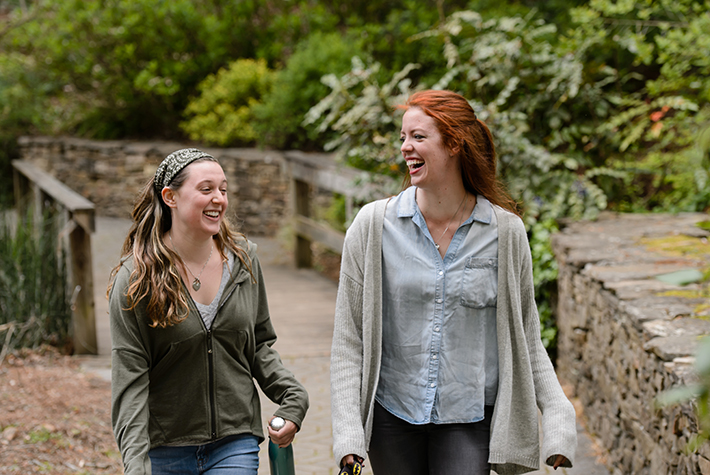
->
<box><xmin>283</xmin><ymin>151</ymin><xmax>396</xmax><ymax>268</ymax></box>
<box><xmin>12</xmin><ymin>160</ymin><xmax>97</xmax><ymax>355</ymax></box>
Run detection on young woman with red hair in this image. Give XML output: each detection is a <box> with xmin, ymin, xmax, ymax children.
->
<box><xmin>331</xmin><ymin>90</ymin><xmax>576</xmax><ymax>474</ymax></box>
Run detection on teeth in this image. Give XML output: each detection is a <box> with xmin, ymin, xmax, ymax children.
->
<box><xmin>407</xmin><ymin>159</ymin><xmax>424</xmax><ymax>167</ymax></box>
<box><xmin>205</xmin><ymin>211</ymin><xmax>219</xmax><ymax>218</ymax></box>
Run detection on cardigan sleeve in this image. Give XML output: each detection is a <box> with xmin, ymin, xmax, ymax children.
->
<box><xmin>514</xmin><ymin>220</ymin><xmax>577</xmax><ymax>468</ymax></box>
<box><xmin>109</xmin><ymin>265</ymin><xmax>153</xmax><ymax>475</ymax></box>
<box><xmin>330</xmin><ymin>205</ymin><xmax>371</xmax><ymax>466</ymax></box>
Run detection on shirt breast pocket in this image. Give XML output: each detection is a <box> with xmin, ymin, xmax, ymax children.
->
<box><xmin>460</xmin><ymin>257</ymin><xmax>498</xmax><ymax>309</ymax></box>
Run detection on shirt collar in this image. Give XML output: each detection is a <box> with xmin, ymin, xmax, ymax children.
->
<box><xmin>398</xmin><ymin>186</ymin><xmax>493</xmax><ymax>225</ymax></box>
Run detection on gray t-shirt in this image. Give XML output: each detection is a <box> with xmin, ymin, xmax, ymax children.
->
<box><xmin>194</xmin><ymin>251</ymin><xmax>235</xmax><ymax>329</ymax></box>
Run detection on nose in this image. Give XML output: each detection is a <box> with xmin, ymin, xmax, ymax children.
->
<box><xmin>400</xmin><ymin>137</ymin><xmax>412</xmax><ymax>153</ymax></box>
<box><xmin>212</xmin><ymin>191</ymin><xmax>226</xmax><ymax>204</ymax></box>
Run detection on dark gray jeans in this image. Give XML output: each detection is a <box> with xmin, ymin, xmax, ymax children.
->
<box><xmin>368</xmin><ymin>402</ymin><xmax>493</xmax><ymax>475</ymax></box>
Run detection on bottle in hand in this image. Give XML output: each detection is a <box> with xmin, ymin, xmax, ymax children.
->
<box><xmin>268</xmin><ymin>417</ymin><xmax>295</xmax><ymax>475</ymax></box>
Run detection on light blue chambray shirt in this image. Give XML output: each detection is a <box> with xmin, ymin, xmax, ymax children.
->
<box><xmin>375</xmin><ymin>186</ymin><xmax>499</xmax><ymax>424</ymax></box>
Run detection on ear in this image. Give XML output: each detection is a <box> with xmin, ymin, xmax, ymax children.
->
<box><xmin>161</xmin><ymin>187</ymin><xmax>178</xmax><ymax>209</ymax></box>
<box><xmin>447</xmin><ymin>138</ymin><xmax>461</xmax><ymax>158</ymax></box>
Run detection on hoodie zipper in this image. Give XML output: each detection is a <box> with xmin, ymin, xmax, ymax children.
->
<box><xmin>193</xmin><ymin>272</ymin><xmax>244</xmax><ymax>441</ymax></box>
<box><xmin>206</xmin><ymin>326</ymin><xmax>217</xmax><ymax>440</ymax></box>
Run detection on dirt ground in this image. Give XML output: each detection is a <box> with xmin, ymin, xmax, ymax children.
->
<box><xmin>0</xmin><ymin>347</ymin><xmax>121</xmax><ymax>474</ymax></box>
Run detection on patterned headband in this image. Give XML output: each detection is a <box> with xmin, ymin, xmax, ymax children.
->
<box><xmin>153</xmin><ymin>148</ymin><xmax>214</xmax><ymax>192</ymax></box>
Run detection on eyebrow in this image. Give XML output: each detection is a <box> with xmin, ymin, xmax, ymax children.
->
<box><xmin>197</xmin><ymin>178</ymin><xmax>228</xmax><ymax>187</ymax></box>
<box><xmin>401</xmin><ymin>127</ymin><xmax>425</xmax><ymax>134</ymax></box>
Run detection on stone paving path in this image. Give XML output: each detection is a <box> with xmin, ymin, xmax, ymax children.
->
<box><xmin>88</xmin><ymin>217</ymin><xmax>609</xmax><ymax>475</ymax></box>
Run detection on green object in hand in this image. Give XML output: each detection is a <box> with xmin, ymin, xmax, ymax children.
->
<box><xmin>268</xmin><ymin>417</ymin><xmax>295</xmax><ymax>475</ymax></box>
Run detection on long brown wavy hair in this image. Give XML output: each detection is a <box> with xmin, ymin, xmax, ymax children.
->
<box><xmin>400</xmin><ymin>90</ymin><xmax>520</xmax><ymax>216</ymax></box>
<box><xmin>107</xmin><ymin>157</ymin><xmax>254</xmax><ymax>328</ymax></box>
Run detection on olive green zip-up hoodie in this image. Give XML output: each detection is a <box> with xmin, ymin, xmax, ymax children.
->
<box><xmin>110</xmin><ymin>242</ymin><xmax>308</xmax><ymax>475</ymax></box>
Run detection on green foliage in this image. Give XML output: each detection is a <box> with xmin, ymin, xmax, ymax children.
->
<box><xmin>253</xmin><ymin>31</ymin><xmax>365</xmax><ymax>150</ymax></box>
<box><xmin>303</xmin><ymin>57</ymin><xmax>418</xmax><ymax>176</ymax></box>
<box><xmin>529</xmin><ymin>219</ymin><xmax>559</xmax><ymax>349</ymax></box>
<box><xmin>0</xmin><ymin>0</ymin><xmax>335</xmax><ymax>138</ymax></box>
<box><xmin>181</xmin><ymin>59</ymin><xmax>273</xmax><ymax>147</ymax></box>
<box><xmin>345</xmin><ymin>1</ymin><xmax>453</xmax><ymax>87</ymax></box>
<box><xmin>568</xmin><ymin>0</ymin><xmax>710</xmax><ymax>212</ymax></box>
<box><xmin>656</xmin><ymin>335</ymin><xmax>710</xmax><ymax>451</ymax></box>
<box><xmin>27</xmin><ymin>426</ymin><xmax>62</xmax><ymax>444</ymax></box>
<box><xmin>0</xmin><ymin>52</ymin><xmax>51</xmax><ymax>206</ymax></box>
<box><xmin>0</xmin><ymin>0</ymin><xmax>461</xmax><ymax>143</ymax></box>
<box><xmin>0</xmin><ymin>210</ymin><xmax>72</xmax><ymax>357</ymax></box>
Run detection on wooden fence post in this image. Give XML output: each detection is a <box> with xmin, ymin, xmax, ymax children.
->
<box><xmin>293</xmin><ymin>178</ymin><xmax>312</xmax><ymax>268</ymax></box>
<box><xmin>68</xmin><ymin>209</ymin><xmax>97</xmax><ymax>354</ymax></box>
<box><xmin>284</xmin><ymin>151</ymin><xmax>396</xmax><ymax>269</ymax></box>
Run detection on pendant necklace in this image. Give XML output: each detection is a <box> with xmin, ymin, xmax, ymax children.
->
<box><xmin>169</xmin><ymin>232</ymin><xmax>213</xmax><ymax>291</ymax></box>
<box><xmin>433</xmin><ymin>193</ymin><xmax>467</xmax><ymax>250</ymax></box>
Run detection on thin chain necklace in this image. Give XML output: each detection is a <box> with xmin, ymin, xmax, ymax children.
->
<box><xmin>433</xmin><ymin>193</ymin><xmax>467</xmax><ymax>250</ymax></box>
<box><xmin>169</xmin><ymin>232</ymin><xmax>213</xmax><ymax>291</ymax></box>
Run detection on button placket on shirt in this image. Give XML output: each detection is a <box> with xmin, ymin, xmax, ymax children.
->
<box><xmin>427</xmin><ymin>259</ymin><xmax>446</xmax><ymax>419</ymax></box>
<box><xmin>427</xmin><ymin>225</ymin><xmax>467</xmax><ymax>421</ymax></box>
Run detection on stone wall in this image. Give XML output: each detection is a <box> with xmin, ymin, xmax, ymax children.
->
<box><xmin>16</xmin><ymin>136</ymin><xmax>313</xmax><ymax>236</ymax></box>
<box><xmin>552</xmin><ymin>212</ymin><xmax>710</xmax><ymax>474</ymax></box>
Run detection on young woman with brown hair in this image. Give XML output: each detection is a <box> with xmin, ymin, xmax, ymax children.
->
<box><xmin>331</xmin><ymin>90</ymin><xmax>576</xmax><ymax>474</ymax></box>
<box><xmin>109</xmin><ymin>148</ymin><xmax>308</xmax><ymax>475</ymax></box>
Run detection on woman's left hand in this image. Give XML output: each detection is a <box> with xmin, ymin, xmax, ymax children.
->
<box><xmin>268</xmin><ymin>417</ymin><xmax>298</xmax><ymax>448</ymax></box>
<box><xmin>552</xmin><ymin>454</ymin><xmax>568</xmax><ymax>469</ymax></box>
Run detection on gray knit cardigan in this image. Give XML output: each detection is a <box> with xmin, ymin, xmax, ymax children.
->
<box><xmin>330</xmin><ymin>197</ymin><xmax>577</xmax><ymax>474</ymax></box>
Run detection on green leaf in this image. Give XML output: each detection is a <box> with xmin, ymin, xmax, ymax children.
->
<box><xmin>655</xmin><ymin>269</ymin><xmax>705</xmax><ymax>286</ymax></box>
<box><xmin>655</xmin><ymin>384</ymin><xmax>703</xmax><ymax>408</ymax></box>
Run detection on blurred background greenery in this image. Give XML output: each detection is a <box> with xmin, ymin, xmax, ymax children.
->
<box><xmin>0</xmin><ymin>0</ymin><xmax>709</xmax><ymax>352</ymax></box>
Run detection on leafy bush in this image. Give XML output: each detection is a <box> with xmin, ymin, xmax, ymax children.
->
<box><xmin>253</xmin><ymin>31</ymin><xmax>365</xmax><ymax>150</ymax></box>
<box><xmin>0</xmin><ymin>210</ymin><xmax>71</xmax><ymax>357</ymax></box>
<box><xmin>0</xmin><ymin>0</ymin><xmax>457</xmax><ymax>142</ymax></box>
<box><xmin>0</xmin><ymin>0</ymin><xmax>327</xmax><ymax>139</ymax></box>
<box><xmin>568</xmin><ymin>0</ymin><xmax>710</xmax><ymax>213</ymax></box>
<box><xmin>303</xmin><ymin>56</ymin><xmax>418</xmax><ymax>180</ymax></box>
<box><xmin>345</xmin><ymin>2</ymin><xmax>453</xmax><ymax>88</ymax></box>
<box><xmin>180</xmin><ymin>59</ymin><xmax>274</xmax><ymax>146</ymax></box>
<box><xmin>0</xmin><ymin>52</ymin><xmax>52</xmax><ymax>207</ymax></box>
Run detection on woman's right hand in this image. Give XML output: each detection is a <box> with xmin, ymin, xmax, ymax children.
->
<box><xmin>267</xmin><ymin>417</ymin><xmax>298</xmax><ymax>448</ymax></box>
<box><xmin>341</xmin><ymin>454</ymin><xmax>364</xmax><ymax>468</ymax></box>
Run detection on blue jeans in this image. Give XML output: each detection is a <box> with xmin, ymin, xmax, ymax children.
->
<box><xmin>149</xmin><ymin>434</ymin><xmax>260</xmax><ymax>475</ymax></box>
<box><xmin>368</xmin><ymin>402</ymin><xmax>493</xmax><ymax>475</ymax></box>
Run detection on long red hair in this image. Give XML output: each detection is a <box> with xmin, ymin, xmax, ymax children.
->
<box><xmin>400</xmin><ymin>90</ymin><xmax>520</xmax><ymax>216</ymax></box>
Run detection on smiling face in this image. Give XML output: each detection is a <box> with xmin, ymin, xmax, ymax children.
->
<box><xmin>400</xmin><ymin>107</ymin><xmax>459</xmax><ymax>191</ymax></box>
<box><xmin>163</xmin><ymin>160</ymin><xmax>228</xmax><ymax>240</ymax></box>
